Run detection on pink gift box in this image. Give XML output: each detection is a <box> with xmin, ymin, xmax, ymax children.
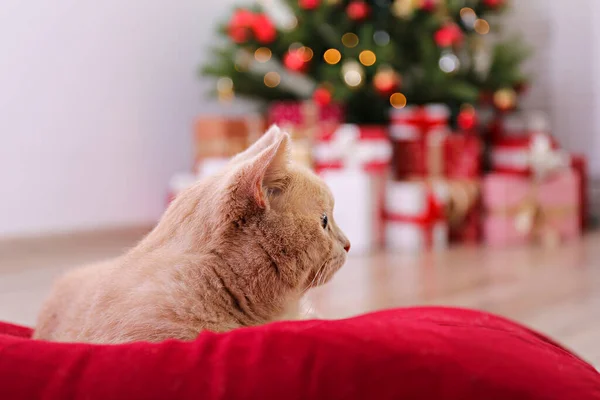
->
<box><xmin>483</xmin><ymin>171</ymin><xmax>581</xmax><ymax>247</ymax></box>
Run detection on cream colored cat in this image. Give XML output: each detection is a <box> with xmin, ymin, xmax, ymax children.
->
<box><xmin>33</xmin><ymin>126</ymin><xmax>350</xmax><ymax>344</ymax></box>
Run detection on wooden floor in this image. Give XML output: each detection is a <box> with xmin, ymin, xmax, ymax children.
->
<box><xmin>1</xmin><ymin>228</ymin><xmax>599</xmax><ymax>366</ymax></box>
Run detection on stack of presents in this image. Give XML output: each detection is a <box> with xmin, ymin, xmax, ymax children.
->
<box><xmin>168</xmin><ymin>101</ymin><xmax>589</xmax><ymax>254</ymax></box>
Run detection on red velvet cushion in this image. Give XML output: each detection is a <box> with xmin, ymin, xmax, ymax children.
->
<box><xmin>1</xmin><ymin>307</ymin><xmax>598</xmax><ymax>400</ymax></box>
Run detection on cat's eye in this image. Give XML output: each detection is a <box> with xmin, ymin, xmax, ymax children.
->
<box><xmin>321</xmin><ymin>214</ymin><xmax>328</xmax><ymax>229</ymax></box>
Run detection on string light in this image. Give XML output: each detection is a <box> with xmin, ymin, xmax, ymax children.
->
<box><xmin>390</xmin><ymin>92</ymin><xmax>407</xmax><ymax>109</ymax></box>
<box><xmin>439</xmin><ymin>52</ymin><xmax>460</xmax><ymax>73</ymax></box>
<box><xmin>300</xmin><ymin>46</ymin><xmax>314</xmax><ymax>62</ymax></box>
<box><xmin>459</xmin><ymin>7</ymin><xmax>477</xmax><ymax>28</ymax></box>
<box><xmin>254</xmin><ymin>47</ymin><xmax>272</xmax><ymax>63</ymax></box>
<box><xmin>342</xmin><ymin>61</ymin><xmax>364</xmax><ymax>87</ymax></box>
<box><xmin>264</xmin><ymin>71</ymin><xmax>281</xmax><ymax>88</ymax></box>
<box><xmin>474</xmin><ymin>19</ymin><xmax>490</xmax><ymax>34</ymax></box>
<box><xmin>373</xmin><ymin>31</ymin><xmax>390</xmax><ymax>46</ymax></box>
<box><xmin>289</xmin><ymin>42</ymin><xmax>303</xmax><ymax>51</ymax></box>
<box><xmin>217</xmin><ymin>77</ymin><xmax>233</xmax><ymax>93</ymax></box>
<box><xmin>324</xmin><ymin>48</ymin><xmax>342</xmax><ymax>64</ymax></box>
<box><xmin>359</xmin><ymin>50</ymin><xmax>377</xmax><ymax>66</ymax></box>
<box><xmin>284</xmin><ymin>17</ymin><xmax>298</xmax><ymax>31</ymax></box>
<box><xmin>342</xmin><ymin>32</ymin><xmax>359</xmax><ymax>48</ymax></box>
<box><xmin>217</xmin><ymin>77</ymin><xmax>234</xmax><ymax>102</ymax></box>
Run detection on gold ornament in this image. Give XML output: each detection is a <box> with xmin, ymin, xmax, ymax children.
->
<box><xmin>494</xmin><ymin>88</ymin><xmax>517</xmax><ymax>111</ymax></box>
<box><xmin>392</xmin><ymin>0</ymin><xmax>420</xmax><ymax>19</ymax></box>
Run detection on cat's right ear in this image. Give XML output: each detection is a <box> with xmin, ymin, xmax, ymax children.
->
<box><xmin>229</xmin><ymin>125</ymin><xmax>281</xmax><ymax>165</ymax></box>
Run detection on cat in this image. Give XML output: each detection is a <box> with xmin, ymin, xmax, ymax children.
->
<box><xmin>33</xmin><ymin>125</ymin><xmax>350</xmax><ymax>344</ymax></box>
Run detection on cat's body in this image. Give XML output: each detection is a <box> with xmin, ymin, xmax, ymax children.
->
<box><xmin>33</xmin><ymin>127</ymin><xmax>350</xmax><ymax>344</ymax></box>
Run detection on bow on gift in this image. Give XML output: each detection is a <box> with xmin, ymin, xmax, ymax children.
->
<box><xmin>528</xmin><ymin>133</ymin><xmax>570</xmax><ymax>181</ymax></box>
<box><xmin>386</xmin><ymin>187</ymin><xmax>446</xmax><ymax>248</ymax></box>
<box><xmin>390</xmin><ymin>104</ymin><xmax>450</xmax><ymax>139</ymax></box>
<box><xmin>313</xmin><ymin>124</ymin><xmax>392</xmax><ymax>173</ymax></box>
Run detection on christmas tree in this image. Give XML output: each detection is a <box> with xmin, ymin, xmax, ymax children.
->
<box><xmin>201</xmin><ymin>0</ymin><xmax>530</xmax><ymax>126</ymax></box>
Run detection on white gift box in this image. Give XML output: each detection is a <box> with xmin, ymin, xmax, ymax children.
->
<box><xmin>385</xmin><ymin>180</ymin><xmax>449</xmax><ymax>252</ymax></box>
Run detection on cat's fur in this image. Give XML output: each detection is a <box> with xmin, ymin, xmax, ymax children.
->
<box><xmin>33</xmin><ymin>126</ymin><xmax>350</xmax><ymax>344</ymax></box>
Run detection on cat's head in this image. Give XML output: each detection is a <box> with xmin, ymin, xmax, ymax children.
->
<box><xmin>161</xmin><ymin>125</ymin><xmax>350</xmax><ymax>294</ymax></box>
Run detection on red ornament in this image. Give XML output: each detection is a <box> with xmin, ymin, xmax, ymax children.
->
<box><xmin>373</xmin><ymin>68</ymin><xmax>401</xmax><ymax>95</ymax></box>
<box><xmin>299</xmin><ymin>0</ymin><xmax>320</xmax><ymax>10</ymax></box>
<box><xmin>421</xmin><ymin>0</ymin><xmax>437</xmax><ymax>12</ymax></box>
<box><xmin>434</xmin><ymin>24</ymin><xmax>463</xmax><ymax>48</ymax></box>
<box><xmin>252</xmin><ymin>14</ymin><xmax>277</xmax><ymax>44</ymax></box>
<box><xmin>457</xmin><ymin>108</ymin><xmax>478</xmax><ymax>131</ymax></box>
<box><xmin>347</xmin><ymin>1</ymin><xmax>370</xmax><ymax>21</ymax></box>
<box><xmin>228</xmin><ymin>9</ymin><xmax>256</xmax><ymax>44</ymax></box>
<box><xmin>483</xmin><ymin>0</ymin><xmax>503</xmax><ymax>8</ymax></box>
<box><xmin>514</xmin><ymin>81</ymin><xmax>529</xmax><ymax>95</ymax></box>
<box><xmin>284</xmin><ymin>49</ymin><xmax>308</xmax><ymax>72</ymax></box>
<box><xmin>313</xmin><ymin>87</ymin><xmax>332</xmax><ymax>106</ymax></box>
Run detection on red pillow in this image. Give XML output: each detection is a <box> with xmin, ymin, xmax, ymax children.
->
<box><xmin>1</xmin><ymin>307</ymin><xmax>598</xmax><ymax>400</ymax></box>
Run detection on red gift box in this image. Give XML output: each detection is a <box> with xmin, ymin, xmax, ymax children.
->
<box><xmin>268</xmin><ymin>101</ymin><xmax>343</xmax><ymax>128</ymax></box>
<box><xmin>391</xmin><ymin>132</ymin><xmax>482</xmax><ymax>180</ymax></box>
<box><xmin>268</xmin><ymin>101</ymin><xmax>344</xmax><ymax>167</ymax></box>
<box><xmin>389</xmin><ymin>104</ymin><xmax>481</xmax><ymax>180</ymax></box>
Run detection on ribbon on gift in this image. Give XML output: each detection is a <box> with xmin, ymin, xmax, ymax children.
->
<box><xmin>385</xmin><ymin>188</ymin><xmax>446</xmax><ymax>248</ymax></box>
<box><xmin>487</xmin><ymin>184</ymin><xmax>577</xmax><ymax>247</ymax></box>
<box><xmin>390</xmin><ymin>104</ymin><xmax>450</xmax><ymax>139</ymax></box>
<box><xmin>313</xmin><ymin>124</ymin><xmax>391</xmax><ymax>175</ymax></box>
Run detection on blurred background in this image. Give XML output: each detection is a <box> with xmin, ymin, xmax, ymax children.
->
<box><xmin>1</xmin><ymin>0</ymin><xmax>599</xmax><ymax>364</ymax></box>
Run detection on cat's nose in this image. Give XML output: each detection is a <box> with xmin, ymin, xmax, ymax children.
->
<box><xmin>343</xmin><ymin>241</ymin><xmax>351</xmax><ymax>253</ymax></box>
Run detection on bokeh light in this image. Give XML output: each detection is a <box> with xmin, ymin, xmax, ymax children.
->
<box><xmin>474</xmin><ymin>19</ymin><xmax>490</xmax><ymax>35</ymax></box>
<box><xmin>254</xmin><ymin>47</ymin><xmax>272</xmax><ymax>63</ymax></box>
<box><xmin>359</xmin><ymin>50</ymin><xmax>377</xmax><ymax>66</ymax></box>
<box><xmin>324</xmin><ymin>48</ymin><xmax>342</xmax><ymax>64</ymax></box>
<box><xmin>264</xmin><ymin>71</ymin><xmax>281</xmax><ymax>88</ymax></box>
<box><xmin>390</xmin><ymin>92</ymin><xmax>407</xmax><ymax>109</ymax></box>
<box><xmin>342</xmin><ymin>32</ymin><xmax>359</xmax><ymax>48</ymax></box>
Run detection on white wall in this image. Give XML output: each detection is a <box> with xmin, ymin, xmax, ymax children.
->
<box><xmin>511</xmin><ymin>0</ymin><xmax>599</xmax><ymax>177</ymax></box>
<box><xmin>0</xmin><ymin>0</ymin><xmax>245</xmax><ymax>237</ymax></box>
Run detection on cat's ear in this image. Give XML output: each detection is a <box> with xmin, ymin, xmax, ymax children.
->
<box><xmin>230</xmin><ymin>125</ymin><xmax>281</xmax><ymax>165</ymax></box>
<box><xmin>237</xmin><ymin>131</ymin><xmax>290</xmax><ymax>208</ymax></box>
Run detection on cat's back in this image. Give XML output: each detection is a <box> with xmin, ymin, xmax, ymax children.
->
<box><xmin>33</xmin><ymin>259</ymin><xmax>119</xmax><ymax>342</ymax></box>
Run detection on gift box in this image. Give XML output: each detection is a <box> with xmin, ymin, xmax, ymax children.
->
<box><xmin>389</xmin><ymin>104</ymin><xmax>482</xmax><ymax>180</ymax></box>
<box><xmin>385</xmin><ymin>180</ymin><xmax>449</xmax><ymax>252</ymax></box>
<box><xmin>314</xmin><ymin>125</ymin><xmax>391</xmax><ymax>255</ymax></box>
<box><xmin>483</xmin><ymin>170</ymin><xmax>581</xmax><ymax>247</ymax></box>
<box><xmin>166</xmin><ymin>172</ymin><xmax>198</xmax><ymax>206</ymax></box>
<box><xmin>193</xmin><ymin>115</ymin><xmax>266</xmax><ymax>169</ymax></box>
<box><xmin>268</xmin><ymin>101</ymin><xmax>344</xmax><ymax>168</ymax></box>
